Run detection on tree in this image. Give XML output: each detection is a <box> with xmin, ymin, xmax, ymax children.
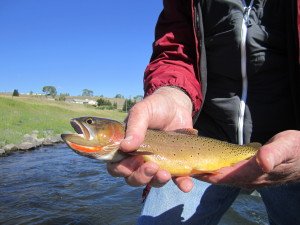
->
<box><xmin>122</xmin><ymin>99</ymin><xmax>136</xmax><ymax>112</ymax></box>
<box><xmin>133</xmin><ymin>95</ymin><xmax>143</xmax><ymax>101</ymax></box>
<box><xmin>82</xmin><ymin>89</ymin><xmax>94</xmax><ymax>97</ymax></box>
<box><xmin>97</xmin><ymin>98</ymin><xmax>114</xmax><ymax>110</ymax></box>
<box><xmin>42</xmin><ymin>86</ymin><xmax>57</xmax><ymax>98</ymax></box>
<box><xmin>58</xmin><ymin>93</ymin><xmax>69</xmax><ymax>101</ymax></box>
<box><xmin>97</xmin><ymin>98</ymin><xmax>112</xmax><ymax>107</ymax></box>
<box><xmin>115</xmin><ymin>94</ymin><xmax>124</xmax><ymax>99</ymax></box>
<box><xmin>113</xmin><ymin>102</ymin><xmax>118</xmax><ymax>109</ymax></box>
<box><xmin>12</xmin><ymin>89</ymin><xmax>19</xmax><ymax>97</ymax></box>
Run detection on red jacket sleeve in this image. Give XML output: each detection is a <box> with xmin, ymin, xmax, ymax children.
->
<box><xmin>144</xmin><ymin>0</ymin><xmax>203</xmax><ymax>116</ymax></box>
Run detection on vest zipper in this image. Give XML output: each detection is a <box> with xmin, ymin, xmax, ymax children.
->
<box><xmin>238</xmin><ymin>0</ymin><xmax>254</xmax><ymax>145</ymax></box>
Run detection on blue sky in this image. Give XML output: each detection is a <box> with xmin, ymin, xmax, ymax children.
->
<box><xmin>0</xmin><ymin>1</ymin><xmax>163</xmax><ymax>98</ymax></box>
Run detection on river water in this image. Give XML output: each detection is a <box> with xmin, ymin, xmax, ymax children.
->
<box><xmin>0</xmin><ymin>145</ymin><xmax>268</xmax><ymax>225</ymax></box>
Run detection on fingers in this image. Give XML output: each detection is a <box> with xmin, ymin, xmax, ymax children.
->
<box><xmin>173</xmin><ymin>176</ymin><xmax>194</xmax><ymax>192</ymax></box>
<box><xmin>107</xmin><ymin>156</ymin><xmax>145</xmax><ymax>177</ymax></box>
<box><xmin>149</xmin><ymin>170</ymin><xmax>172</xmax><ymax>188</ymax></box>
<box><xmin>125</xmin><ymin>162</ymin><xmax>159</xmax><ymax>187</ymax></box>
<box><xmin>107</xmin><ymin>156</ymin><xmax>171</xmax><ymax>187</ymax></box>
<box><xmin>108</xmin><ymin>157</ymin><xmax>195</xmax><ymax>191</ymax></box>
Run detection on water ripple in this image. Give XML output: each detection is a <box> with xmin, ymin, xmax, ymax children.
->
<box><xmin>0</xmin><ymin>145</ymin><xmax>142</xmax><ymax>225</ymax></box>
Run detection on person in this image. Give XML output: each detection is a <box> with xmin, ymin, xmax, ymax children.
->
<box><xmin>108</xmin><ymin>0</ymin><xmax>300</xmax><ymax>224</ymax></box>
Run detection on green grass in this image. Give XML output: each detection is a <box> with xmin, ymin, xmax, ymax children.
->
<box><xmin>0</xmin><ymin>95</ymin><xmax>127</xmax><ymax>147</ymax></box>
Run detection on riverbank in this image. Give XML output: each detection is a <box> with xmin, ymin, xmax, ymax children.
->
<box><xmin>0</xmin><ymin>130</ymin><xmax>63</xmax><ymax>156</ymax></box>
<box><xmin>0</xmin><ymin>95</ymin><xmax>126</xmax><ymax>156</ymax></box>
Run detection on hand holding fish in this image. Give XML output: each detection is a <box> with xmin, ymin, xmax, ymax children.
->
<box><xmin>196</xmin><ymin>130</ymin><xmax>300</xmax><ymax>189</ymax></box>
<box><xmin>107</xmin><ymin>86</ymin><xmax>196</xmax><ymax>192</ymax></box>
<box><xmin>61</xmin><ymin>86</ymin><xmax>300</xmax><ymax>192</ymax></box>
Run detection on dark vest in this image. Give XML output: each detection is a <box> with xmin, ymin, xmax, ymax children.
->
<box><xmin>195</xmin><ymin>0</ymin><xmax>297</xmax><ymax>144</ymax></box>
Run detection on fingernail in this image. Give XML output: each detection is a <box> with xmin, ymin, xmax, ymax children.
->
<box><xmin>256</xmin><ymin>155</ymin><xmax>274</xmax><ymax>173</ymax></box>
<box><xmin>265</xmin><ymin>155</ymin><xmax>275</xmax><ymax>171</ymax></box>
<box><xmin>124</xmin><ymin>135</ymin><xmax>133</xmax><ymax>142</ymax></box>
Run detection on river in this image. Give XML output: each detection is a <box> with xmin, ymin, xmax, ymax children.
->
<box><xmin>0</xmin><ymin>145</ymin><xmax>268</xmax><ymax>225</ymax></box>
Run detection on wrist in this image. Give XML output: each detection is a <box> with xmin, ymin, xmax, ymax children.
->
<box><xmin>153</xmin><ymin>86</ymin><xmax>193</xmax><ymax>115</ymax></box>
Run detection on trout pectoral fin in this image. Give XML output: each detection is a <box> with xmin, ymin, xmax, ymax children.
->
<box><xmin>191</xmin><ymin>168</ymin><xmax>219</xmax><ymax>175</ymax></box>
<box><xmin>129</xmin><ymin>151</ymin><xmax>154</xmax><ymax>156</ymax></box>
<box><xmin>103</xmin><ymin>143</ymin><xmax>120</xmax><ymax>152</ymax></box>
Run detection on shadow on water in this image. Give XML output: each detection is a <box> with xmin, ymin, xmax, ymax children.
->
<box><xmin>138</xmin><ymin>205</ymin><xmax>185</xmax><ymax>225</ymax></box>
<box><xmin>0</xmin><ymin>144</ymin><xmax>268</xmax><ymax>225</ymax></box>
<box><xmin>138</xmin><ymin>203</ymin><xmax>268</xmax><ymax>225</ymax></box>
<box><xmin>138</xmin><ymin>194</ymin><xmax>267</xmax><ymax>225</ymax></box>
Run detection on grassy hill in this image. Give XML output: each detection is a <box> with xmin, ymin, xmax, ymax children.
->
<box><xmin>0</xmin><ymin>95</ymin><xmax>127</xmax><ymax>147</ymax></box>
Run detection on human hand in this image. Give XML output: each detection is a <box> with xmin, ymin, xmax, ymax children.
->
<box><xmin>107</xmin><ymin>86</ymin><xmax>196</xmax><ymax>192</ymax></box>
<box><xmin>196</xmin><ymin>130</ymin><xmax>300</xmax><ymax>189</ymax></box>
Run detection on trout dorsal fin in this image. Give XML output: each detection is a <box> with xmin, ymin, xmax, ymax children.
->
<box><xmin>168</xmin><ymin>128</ymin><xmax>198</xmax><ymax>136</ymax></box>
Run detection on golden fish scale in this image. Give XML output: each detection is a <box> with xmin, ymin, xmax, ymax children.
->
<box><xmin>138</xmin><ymin>129</ymin><xmax>258</xmax><ymax>176</ymax></box>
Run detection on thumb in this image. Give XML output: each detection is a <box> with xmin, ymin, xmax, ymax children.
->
<box><xmin>256</xmin><ymin>140</ymin><xmax>288</xmax><ymax>173</ymax></box>
<box><xmin>120</xmin><ymin>102</ymin><xmax>149</xmax><ymax>152</ymax></box>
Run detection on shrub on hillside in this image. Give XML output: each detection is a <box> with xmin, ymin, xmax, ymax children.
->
<box><xmin>122</xmin><ymin>99</ymin><xmax>136</xmax><ymax>112</ymax></box>
<box><xmin>12</xmin><ymin>89</ymin><xmax>19</xmax><ymax>97</ymax></box>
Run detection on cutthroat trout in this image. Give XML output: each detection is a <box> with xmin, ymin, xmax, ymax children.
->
<box><xmin>61</xmin><ymin>117</ymin><xmax>260</xmax><ymax>176</ymax></box>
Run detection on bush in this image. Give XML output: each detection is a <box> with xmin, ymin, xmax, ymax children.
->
<box><xmin>58</xmin><ymin>94</ymin><xmax>67</xmax><ymax>101</ymax></box>
<box><xmin>122</xmin><ymin>99</ymin><xmax>136</xmax><ymax>112</ymax></box>
<box><xmin>97</xmin><ymin>98</ymin><xmax>112</xmax><ymax>107</ymax></box>
<box><xmin>12</xmin><ymin>89</ymin><xmax>20</xmax><ymax>97</ymax></box>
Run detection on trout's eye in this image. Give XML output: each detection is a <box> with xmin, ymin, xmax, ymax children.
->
<box><xmin>86</xmin><ymin>118</ymin><xmax>94</xmax><ymax>125</ymax></box>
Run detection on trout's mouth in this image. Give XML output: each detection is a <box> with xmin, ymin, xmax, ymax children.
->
<box><xmin>61</xmin><ymin>119</ymin><xmax>101</xmax><ymax>154</ymax></box>
<box><xmin>70</xmin><ymin>119</ymin><xmax>90</xmax><ymax>140</ymax></box>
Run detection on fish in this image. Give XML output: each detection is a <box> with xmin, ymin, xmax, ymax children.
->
<box><xmin>61</xmin><ymin>117</ymin><xmax>260</xmax><ymax>176</ymax></box>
